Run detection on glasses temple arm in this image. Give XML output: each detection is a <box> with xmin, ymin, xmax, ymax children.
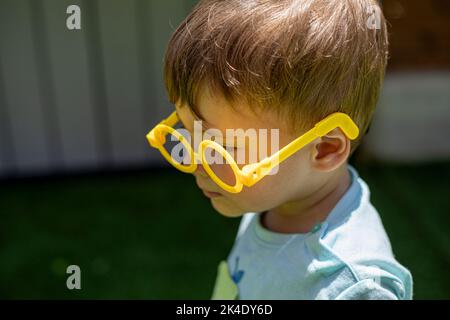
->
<box><xmin>241</xmin><ymin>113</ymin><xmax>359</xmax><ymax>184</ymax></box>
<box><xmin>241</xmin><ymin>130</ymin><xmax>319</xmax><ymax>184</ymax></box>
<box><xmin>146</xmin><ymin>111</ymin><xmax>179</xmax><ymax>147</ymax></box>
<box><xmin>160</xmin><ymin>111</ymin><xmax>179</xmax><ymax>127</ymax></box>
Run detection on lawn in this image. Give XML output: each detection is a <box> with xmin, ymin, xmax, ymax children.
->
<box><xmin>0</xmin><ymin>161</ymin><xmax>449</xmax><ymax>299</ymax></box>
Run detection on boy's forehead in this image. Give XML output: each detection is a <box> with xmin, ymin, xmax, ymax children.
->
<box><xmin>176</xmin><ymin>87</ymin><xmax>284</xmax><ymax>133</ymax></box>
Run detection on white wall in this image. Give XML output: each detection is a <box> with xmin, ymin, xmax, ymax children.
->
<box><xmin>361</xmin><ymin>72</ymin><xmax>450</xmax><ymax>162</ymax></box>
<box><xmin>0</xmin><ymin>0</ymin><xmax>195</xmax><ymax>177</ymax></box>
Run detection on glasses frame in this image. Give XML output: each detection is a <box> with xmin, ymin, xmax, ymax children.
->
<box><xmin>146</xmin><ymin>111</ymin><xmax>359</xmax><ymax>193</ymax></box>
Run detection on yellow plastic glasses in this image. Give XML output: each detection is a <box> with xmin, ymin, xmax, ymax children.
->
<box><xmin>146</xmin><ymin>111</ymin><xmax>359</xmax><ymax>193</ymax></box>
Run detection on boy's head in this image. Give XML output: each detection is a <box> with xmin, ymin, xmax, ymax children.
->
<box><xmin>163</xmin><ymin>0</ymin><xmax>388</xmax><ymax>217</ymax></box>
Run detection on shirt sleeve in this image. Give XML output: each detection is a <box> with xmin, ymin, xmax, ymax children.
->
<box><xmin>335</xmin><ymin>278</ymin><xmax>400</xmax><ymax>300</ymax></box>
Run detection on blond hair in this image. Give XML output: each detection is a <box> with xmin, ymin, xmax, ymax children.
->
<box><xmin>164</xmin><ymin>0</ymin><xmax>389</xmax><ymax>149</ymax></box>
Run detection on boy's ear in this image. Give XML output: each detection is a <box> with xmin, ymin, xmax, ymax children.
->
<box><xmin>310</xmin><ymin>128</ymin><xmax>351</xmax><ymax>172</ymax></box>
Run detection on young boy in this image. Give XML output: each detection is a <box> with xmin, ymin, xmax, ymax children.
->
<box><xmin>156</xmin><ymin>0</ymin><xmax>413</xmax><ymax>299</ymax></box>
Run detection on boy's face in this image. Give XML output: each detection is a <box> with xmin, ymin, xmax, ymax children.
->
<box><xmin>176</xmin><ymin>85</ymin><xmax>319</xmax><ymax>217</ymax></box>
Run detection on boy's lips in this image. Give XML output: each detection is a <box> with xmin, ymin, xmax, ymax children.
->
<box><xmin>195</xmin><ymin>179</ymin><xmax>223</xmax><ymax>198</ymax></box>
<box><xmin>202</xmin><ymin>190</ymin><xmax>223</xmax><ymax>198</ymax></box>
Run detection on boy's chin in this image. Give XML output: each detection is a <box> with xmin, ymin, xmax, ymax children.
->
<box><xmin>210</xmin><ymin>197</ymin><xmax>246</xmax><ymax>218</ymax></box>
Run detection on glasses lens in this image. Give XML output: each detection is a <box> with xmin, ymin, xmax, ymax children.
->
<box><xmin>203</xmin><ymin>146</ymin><xmax>237</xmax><ymax>188</ymax></box>
<box><xmin>162</xmin><ymin>130</ymin><xmax>192</xmax><ymax>167</ymax></box>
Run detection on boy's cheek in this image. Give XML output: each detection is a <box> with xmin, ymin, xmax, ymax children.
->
<box><xmin>235</xmin><ymin>165</ymin><xmax>305</xmax><ymax>206</ymax></box>
<box><xmin>224</xmin><ymin>181</ymin><xmax>286</xmax><ymax>211</ymax></box>
<box><xmin>211</xmin><ymin>171</ymin><xmax>299</xmax><ymax>214</ymax></box>
<box><xmin>207</xmin><ymin>153</ymin><xmax>308</xmax><ymax>213</ymax></box>
<box><xmin>209</xmin><ymin>196</ymin><xmax>248</xmax><ymax>217</ymax></box>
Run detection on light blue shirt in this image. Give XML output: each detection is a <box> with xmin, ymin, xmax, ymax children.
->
<box><xmin>225</xmin><ymin>165</ymin><xmax>413</xmax><ymax>299</ymax></box>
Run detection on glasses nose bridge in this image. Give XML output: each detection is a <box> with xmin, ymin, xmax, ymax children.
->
<box><xmin>193</xmin><ymin>151</ymin><xmax>203</xmax><ymax>167</ymax></box>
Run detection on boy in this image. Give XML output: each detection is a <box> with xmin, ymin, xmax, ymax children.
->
<box><xmin>152</xmin><ymin>0</ymin><xmax>413</xmax><ymax>299</ymax></box>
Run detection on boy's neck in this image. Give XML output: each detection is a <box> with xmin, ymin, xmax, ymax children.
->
<box><xmin>262</xmin><ymin>165</ymin><xmax>352</xmax><ymax>234</ymax></box>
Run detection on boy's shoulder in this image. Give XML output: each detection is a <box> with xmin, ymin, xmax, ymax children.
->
<box><xmin>314</xmin><ymin>173</ymin><xmax>413</xmax><ymax>299</ymax></box>
<box><xmin>319</xmin><ymin>166</ymin><xmax>394</xmax><ymax>262</ymax></box>
<box><xmin>231</xmin><ymin>166</ymin><xmax>413</xmax><ymax>299</ymax></box>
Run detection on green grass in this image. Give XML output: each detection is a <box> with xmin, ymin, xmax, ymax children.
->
<box><xmin>0</xmin><ymin>162</ymin><xmax>449</xmax><ymax>299</ymax></box>
<box><xmin>357</xmin><ymin>162</ymin><xmax>450</xmax><ymax>299</ymax></box>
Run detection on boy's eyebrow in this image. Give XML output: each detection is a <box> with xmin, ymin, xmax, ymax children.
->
<box><xmin>175</xmin><ymin>103</ymin><xmax>211</xmax><ymax>131</ymax></box>
<box><xmin>190</xmin><ymin>107</ymin><xmax>211</xmax><ymax>130</ymax></box>
<box><xmin>174</xmin><ymin>104</ymin><xmax>240</xmax><ymax>148</ymax></box>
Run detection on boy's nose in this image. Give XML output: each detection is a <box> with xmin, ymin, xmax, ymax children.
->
<box><xmin>194</xmin><ymin>163</ymin><xmax>208</xmax><ymax>177</ymax></box>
